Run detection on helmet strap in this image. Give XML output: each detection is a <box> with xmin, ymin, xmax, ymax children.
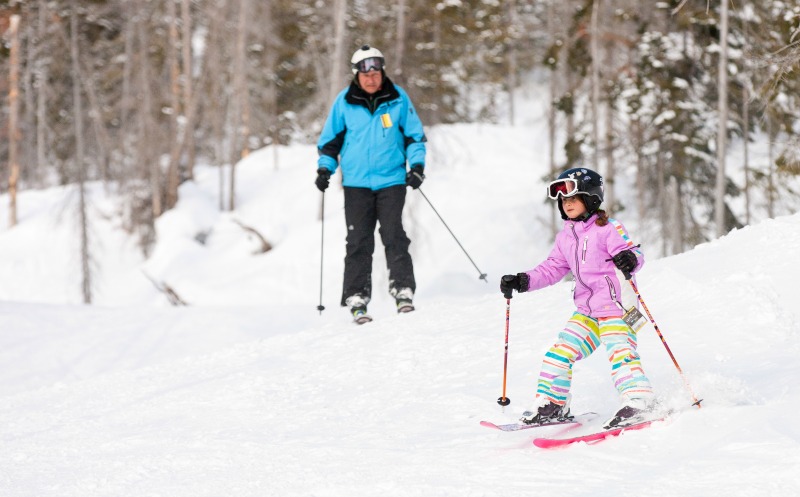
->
<box><xmin>570</xmin><ymin>211</ymin><xmax>593</xmax><ymax>222</ymax></box>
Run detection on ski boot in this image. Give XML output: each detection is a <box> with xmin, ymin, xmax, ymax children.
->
<box><xmin>391</xmin><ymin>287</ymin><xmax>415</xmax><ymax>314</ymax></box>
<box><xmin>520</xmin><ymin>401</ymin><xmax>572</xmax><ymax>426</ymax></box>
<box><xmin>604</xmin><ymin>398</ymin><xmax>656</xmax><ymax>429</ymax></box>
<box><xmin>346</xmin><ymin>295</ymin><xmax>372</xmax><ymax>325</ymax></box>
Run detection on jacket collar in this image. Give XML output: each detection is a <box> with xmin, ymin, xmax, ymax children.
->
<box><xmin>345</xmin><ymin>77</ymin><xmax>400</xmax><ymax>114</ymax></box>
<box><xmin>565</xmin><ymin>213</ymin><xmax>598</xmax><ymax>230</ymax></box>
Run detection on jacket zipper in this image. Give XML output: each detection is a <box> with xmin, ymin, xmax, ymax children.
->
<box><xmin>605</xmin><ymin>275</ymin><xmax>626</xmax><ymax>311</ymax></box>
<box><xmin>570</xmin><ymin>224</ymin><xmax>593</xmax><ymax>314</ymax></box>
<box><xmin>582</xmin><ymin>236</ymin><xmax>588</xmax><ymax>263</ymax></box>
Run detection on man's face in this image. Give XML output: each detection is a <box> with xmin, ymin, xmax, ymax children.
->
<box><xmin>357</xmin><ymin>70</ymin><xmax>383</xmax><ymax>94</ymax></box>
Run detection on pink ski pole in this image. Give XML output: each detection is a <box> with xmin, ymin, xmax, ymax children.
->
<box><xmin>497</xmin><ymin>294</ymin><xmax>512</xmax><ymax>407</ymax></box>
<box><xmin>628</xmin><ymin>279</ymin><xmax>702</xmax><ymax>408</ymax></box>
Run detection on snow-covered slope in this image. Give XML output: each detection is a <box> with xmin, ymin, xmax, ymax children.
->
<box><xmin>1</xmin><ymin>119</ymin><xmax>798</xmax><ymax>495</ymax></box>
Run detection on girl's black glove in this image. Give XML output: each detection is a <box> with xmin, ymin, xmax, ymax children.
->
<box><xmin>612</xmin><ymin>249</ymin><xmax>637</xmax><ymax>280</ymax></box>
<box><xmin>500</xmin><ymin>273</ymin><xmax>529</xmax><ymax>299</ymax></box>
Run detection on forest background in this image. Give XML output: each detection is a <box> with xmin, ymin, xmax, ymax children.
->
<box><xmin>0</xmin><ymin>0</ymin><xmax>799</xmax><ymax>303</ymax></box>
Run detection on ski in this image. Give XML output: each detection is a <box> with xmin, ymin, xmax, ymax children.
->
<box><xmin>532</xmin><ymin>413</ymin><xmax>670</xmax><ymax>448</ymax></box>
<box><xmin>354</xmin><ymin>314</ymin><xmax>373</xmax><ymax>325</ymax></box>
<box><xmin>397</xmin><ymin>303</ymin><xmax>415</xmax><ymax>313</ymax></box>
<box><xmin>480</xmin><ymin>412</ymin><xmax>597</xmax><ymax>432</ymax></box>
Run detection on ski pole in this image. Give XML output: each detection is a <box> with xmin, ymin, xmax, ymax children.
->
<box><xmin>316</xmin><ymin>191</ymin><xmax>326</xmax><ymax>315</ymax></box>
<box><xmin>628</xmin><ymin>279</ymin><xmax>702</xmax><ymax>408</ymax></box>
<box><xmin>417</xmin><ymin>187</ymin><xmax>487</xmax><ymax>282</ymax></box>
<box><xmin>497</xmin><ymin>287</ymin><xmax>514</xmax><ymax>407</ymax></box>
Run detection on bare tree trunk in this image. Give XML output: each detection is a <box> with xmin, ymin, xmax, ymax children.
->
<box><xmin>634</xmin><ymin>120</ymin><xmax>645</xmax><ymax>224</ymax></box>
<box><xmin>229</xmin><ymin>0</ymin><xmax>251</xmax><ymax>211</ymax></box>
<box><xmin>81</xmin><ymin>69</ymin><xmax>112</xmax><ymax>185</ymax></box>
<box><xmin>205</xmin><ymin>0</ymin><xmax>227</xmax><ymax>210</ymax></box>
<box><xmin>603</xmin><ymin>24</ymin><xmax>616</xmax><ymax>212</ymax></box>
<box><xmin>182</xmin><ymin>0</ymin><xmax>196</xmax><ymax>180</ymax></box>
<box><xmin>656</xmin><ymin>145</ymin><xmax>667</xmax><ymax>255</ymax></box>
<box><xmin>393</xmin><ymin>0</ymin><xmax>406</xmax><ymax>85</ymax></box>
<box><xmin>547</xmin><ymin>0</ymin><xmax>559</xmax><ymax>235</ymax></box>
<box><xmin>263</xmin><ymin>0</ymin><xmax>280</xmax><ymax>169</ymax></box>
<box><xmin>165</xmin><ymin>0</ymin><xmax>181</xmax><ymax>210</ymax></box>
<box><xmin>36</xmin><ymin>5</ymin><xmax>49</xmax><ymax>188</ymax></box>
<box><xmin>138</xmin><ymin>19</ymin><xmax>162</xmax><ymax>218</ymax></box>
<box><xmin>668</xmin><ymin>176</ymin><xmax>681</xmax><ymax>254</ymax></box>
<box><xmin>767</xmin><ymin>118</ymin><xmax>774</xmax><ymax>218</ymax></box>
<box><xmin>328</xmin><ymin>0</ymin><xmax>347</xmax><ymax>106</ymax></box>
<box><xmin>714</xmin><ymin>0</ymin><xmax>729</xmax><ymax>237</ymax></box>
<box><xmin>119</xmin><ymin>0</ymin><xmax>136</xmax><ymax>192</ymax></box>
<box><xmin>21</xmin><ymin>5</ymin><xmax>37</xmax><ymax>187</ymax></box>
<box><xmin>70</xmin><ymin>2</ymin><xmax>92</xmax><ymax>304</ymax></box>
<box><xmin>590</xmin><ymin>0</ymin><xmax>601</xmax><ymax>171</ymax></box>
<box><xmin>562</xmin><ymin>37</ymin><xmax>575</xmax><ymax>154</ymax></box>
<box><xmin>506</xmin><ymin>0</ymin><xmax>518</xmax><ymax>126</ymax></box>
<box><xmin>8</xmin><ymin>15</ymin><xmax>21</xmax><ymax>228</ymax></box>
<box><xmin>742</xmin><ymin>83</ymin><xmax>750</xmax><ymax>225</ymax></box>
<box><xmin>432</xmin><ymin>8</ymin><xmax>442</xmax><ymax>124</ymax></box>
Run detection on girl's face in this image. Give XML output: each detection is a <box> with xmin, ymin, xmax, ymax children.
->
<box><xmin>562</xmin><ymin>195</ymin><xmax>587</xmax><ymax>219</ymax></box>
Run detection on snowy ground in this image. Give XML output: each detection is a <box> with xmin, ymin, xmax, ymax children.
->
<box><xmin>1</xmin><ymin>116</ymin><xmax>799</xmax><ymax>496</ymax></box>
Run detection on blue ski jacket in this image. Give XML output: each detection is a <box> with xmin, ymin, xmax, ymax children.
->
<box><xmin>317</xmin><ymin>78</ymin><xmax>427</xmax><ymax>190</ymax></box>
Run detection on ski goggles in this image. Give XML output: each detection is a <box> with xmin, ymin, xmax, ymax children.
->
<box><xmin>546</xmin><ymin>178</ymin><xmax>580</xmax><ymax>199</ymax></box>
<box><xmin>354</xmin><ymin>57</ymin><xmax>384</xmax><ymax>73</ymax></box>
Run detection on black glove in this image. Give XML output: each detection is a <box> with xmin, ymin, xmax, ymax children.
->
<box><xmin>406</xmin><ymin>165</ymin><xmax>425</xmax><ymax>189</ymax></box>
<box><xmin>500</xmin><ymin>273</ymin><xmax>529</xmax><ymax>299</ymax></box>
<box><xmin>315</xmin><ymin>168</ymin><xmax>331</xmax><ymax>192</ymax></box>
<box><xmin>612</xmin><ymin>249</ymin><xmax>638</xmax><ymax>280</ymax></box>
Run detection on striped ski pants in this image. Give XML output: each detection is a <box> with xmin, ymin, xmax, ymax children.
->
<box><xmin>536</xmin><ymin>312</ymin><xmax>654</xmax><ymax>406</ymax></box>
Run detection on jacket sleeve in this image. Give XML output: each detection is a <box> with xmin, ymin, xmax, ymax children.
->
<box><xmin>398</xmin><ymin>89</ymin><xmax>427</xmax><ymax>167</ymax></box>
<box><xmin>525</xmin><ymin>242</ymin><xmax>571</xmax><ymax>292</ymax></box>
<box><xmin>317</xmin><ymin>94</ymin><xmax>346</xmax><ymax>173</ymax></box>
<box><xmin>607</xmin><ymin>219</ymin><xmax>644</xmax><ymax>275</ymax></box>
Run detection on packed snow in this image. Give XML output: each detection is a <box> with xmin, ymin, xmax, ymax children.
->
<box><xmin>1</xmin><ymin>106</ymin><xmax>799</xmax><ymax>496</ymax></box>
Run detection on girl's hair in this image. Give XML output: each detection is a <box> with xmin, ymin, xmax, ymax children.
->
<box><xmin>595</xmin><ymin>209</ymin><xmax>609</xmax><ymax>226</ymax></box>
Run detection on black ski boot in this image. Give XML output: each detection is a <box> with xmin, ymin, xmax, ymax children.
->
<box><xmin>520</xmin><ymin>402</ymin><xmax>572</xmax><ymax>425</ymax></box>
<box><xmin>604</xmin><ymin>398</ymin><xmax>657</xmax><ymax>429</ymax></box>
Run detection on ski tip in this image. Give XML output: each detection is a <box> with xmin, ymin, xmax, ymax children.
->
<box><xmin>532</xmin><ymin>437</ymin><xmax>564</xmax><ymax>449</ymax></box>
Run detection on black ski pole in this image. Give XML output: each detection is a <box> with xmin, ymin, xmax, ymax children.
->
<box><xmin>317</xmin><ymin>191</ymin><xmax>326</xmax><ymax>315</ymax></box>
<box><xmin>417</xmin><ymin>187</ymin><xmax>487</xmax><ymax>282</ymax></box>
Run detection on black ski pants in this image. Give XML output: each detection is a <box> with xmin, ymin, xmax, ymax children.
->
<box><xmin>341</xmin><ymin>185</ymin><xmax>415</xmax><ymax>306</ymax></box>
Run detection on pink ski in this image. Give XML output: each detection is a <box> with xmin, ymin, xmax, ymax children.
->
<box><xmin>533</xmin><ymin>416</ymin><xmax>667</xmax><ymax>448</ymax></box>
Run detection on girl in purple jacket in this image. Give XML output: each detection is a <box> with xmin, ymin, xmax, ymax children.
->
<box><xmin>500</xmin><ymin>167</ymin><xmax>656</xmax><ymax>428</ymax></box>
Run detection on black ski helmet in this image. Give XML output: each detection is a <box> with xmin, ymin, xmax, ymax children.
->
<box><xmin>553</xmin><ymin>167</ymin><xmax>604</xmax><ymax>220</ymax></box>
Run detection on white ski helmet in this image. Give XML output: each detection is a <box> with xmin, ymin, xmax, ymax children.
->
<box><xmin>351</xmin><ymin>45</ymin><xmax>385</xmax><ymax>75</ymax></box>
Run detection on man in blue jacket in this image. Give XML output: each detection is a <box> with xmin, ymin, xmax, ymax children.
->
<box><xmin>315</xmin><ymin>45</ymin><xmax>427</xmax><ymax>324</ymax></box>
